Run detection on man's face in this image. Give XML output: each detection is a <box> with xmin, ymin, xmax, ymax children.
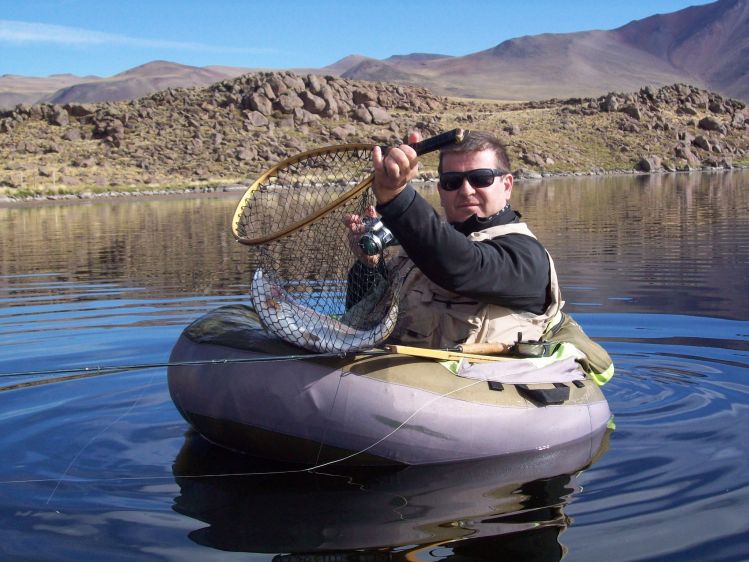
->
<box><xmin>438</xmin><ymin>149</ymin><xmax>513</xmax><ymax>223</ymax></box>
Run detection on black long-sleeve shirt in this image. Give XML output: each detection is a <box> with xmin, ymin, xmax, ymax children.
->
<box><xmin>347</xmin><ymin>184</ymin><xmax>551</xmax><ymax>314</ymax></box>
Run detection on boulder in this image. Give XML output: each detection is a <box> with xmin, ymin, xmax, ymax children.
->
<box><xmin>276</xmin><ymin>93</ymin><xmax>304</xmax><ymax>113</ymax></box>
<box><xmin>235</xmin><ymin>147</ymin><xmax>257</xmax><ymax>161</ymax></box>
<box><xmin>320</xmin><ymin>87</ymin><xmax>339</xmax><ymax>117</ymax></box>
<box><xmin>621</xmin><ymin>105</ymin><xmax>642</xmax><ymax>121</ymax></box>
<box><xmin>245</xmin><ymin>111</ymin><xmax>269</xmax><ymax>127</ymax></box>
<box><xmin>368</xmin><ymin>107</ymin><xmax>392</xmax><ymax>125</ymax></box>
<box><xmin>353</xmin><ymin>89</ymin><xmax>378</xmax><ymax>106</ymax></box>
<box><xmin>352</xmin><ymin>106</ymin><xmax>373</xmax><ymax>124</ymax></box>
<box><xmin>521</xmin><ymin>152</ymin><xmax>546</xmax><ymax>167</ymax></box>
<box><xmin>600</xmin><ymin>94</ymin><xmax>620</xmax><ymax>112</ymax></box>
<box><xmin>698</xmin><ymin>116</ymin><xmax>726</xmax><ymax>134</ymax></box>
<box><xmin>292</xmin><ymin>108</ymin><xmax>318</xmax><ymax>125</ymax></box>
<box><xmin>619</xmin><ymin>121</ymin><xmax>640</xmax><ymax>133</ymax></box>
<box><xmin>62</xmin><ymin>128</ymin><xmax>82</xmax><ymax>142</ymax></box>
<box><xmin>330</xmin><ymin>124</ymin><xmax>356</xmax><ymax>140</ymax></box>
<box><xmin>63</xmin><ymin>103</ymin><xmax>95</xmax><ymax>118</ymax></box>
<box><xmin>503</xmin><ymin>123</ymin><xmax>521</xmax><ymax>135</ymax></box>
<box><xmin>267</xmin><ymin>75</ymin><xmax>289</xmax><ymax>97</ymax></box>
<box><xmin>48</xmin><ymin>106</ymin><xmax>69</xmax><ymax>127</ymax></box>
<box><xmin>246</xmin><ymin>93</ymin><xmax>273</xmax><ymax>116</ymax></box>
<box><xmin>677</xmin><ymin>104</ymin><xmax>698</xmax><ymax>116</ymax></box>
<box><xmin>674</xmin><ymin>145</ymin><xmax>700</xmax><ymax>167</ymax></box>
<box><xmin>692</xmin><ymin>135</ymin><xmax>712</xmax><ymax>151</ymax></box>
<box><xmin>636</xmin><ymin>156</ymin><xmax>662</xmax><ymax>172</ymax></box>
<box><xmin>307</xmin><ymin>74</ymin><xmax>322</xmax><ymax>94</ymax></box>
<box><xmin>282</xmin><ymin>73</ymin><xmax>306</xmax><ymax>92</ymax></box>
<box><xmin>299</xmin><ymin>91</ymin><xmax>326</xmax><ymax>114</ymax></box>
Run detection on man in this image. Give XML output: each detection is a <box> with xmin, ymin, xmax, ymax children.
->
<box><xmin>346</xmin><ymin>130</ymin><xmax>612</xmax><ymax>381</ymax></box>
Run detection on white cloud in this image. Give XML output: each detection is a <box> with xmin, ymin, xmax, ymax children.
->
<box><xmin>0</xmin><ymin>20</ymin><xmax>275</xmax><ymax>54</ymax></box>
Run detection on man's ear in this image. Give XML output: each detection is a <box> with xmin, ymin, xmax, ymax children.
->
<box><xmin>437</xmin><ymin>183</ymin><xmax>448</xmax><ymax>209</ymax></box>
<box><xmin>503</xmin><ymin>174</ymin><xmax>513</xmax><ymax>195</ymax></box>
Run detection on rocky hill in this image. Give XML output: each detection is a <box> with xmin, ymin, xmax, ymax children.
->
<box><xmin>0</xmin><ymin>71</ymin><xmax>747</xmax><ymax>200</ymax></box>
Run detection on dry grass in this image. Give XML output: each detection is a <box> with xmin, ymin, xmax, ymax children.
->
<box><xmin>2</xmin><ymin>89</ymin><xmax>748</xmax><ymax>199</ymax></box>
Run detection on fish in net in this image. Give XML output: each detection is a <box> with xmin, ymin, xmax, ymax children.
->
<box><xmin>232</xmin><ymin>130</ymin><xmax>465</xmax><ymax>353</ymax></box>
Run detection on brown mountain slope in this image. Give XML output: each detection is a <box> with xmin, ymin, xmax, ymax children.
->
<box><xmin>331</xmin><ymin>0</ymin><xmax>748</xmax><ymax>101</ymax></box>
<box><xmin>0</xmin><ymin>73</ymin><xmax>100</xmax><ymax>108</ymax></box>
<box><xmin>615</xmin><ymin>0</ymin><xmax>749</xmax><ymax>100</ymax></box>
<box><xmin>424</xmin><ymin>31</ymin><xmax>700</xmax><ymax>99</ymax></box>
<box><xmin>321</xmin><ymin>55</ymin><xmax>375</xmax><ymax>75</ymax></box>
<box><xmin>330</xmin><ymin>30</ymin><xmax>706</xmax><ymax>101</ymax></box>
<box><xmin>44</xmin><ymin>61</ymin><xmax>252</xmax><ymax>104</ymax></box>
<box><xmin>341</xmin><ymin>59</ymin><xmax>426</xmax><ymax>83</ymax></box>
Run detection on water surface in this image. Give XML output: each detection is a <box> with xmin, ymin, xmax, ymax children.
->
<box><xmin>1</xmin><ymin>171</ymin><xmax>748</xmax><ymax>561</ymax></box>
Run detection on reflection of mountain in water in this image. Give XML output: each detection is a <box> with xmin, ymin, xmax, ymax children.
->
<box><xmin>2</xmin><ymin>171</ymin><xmax>747</xmax><ymax>318</ymax></box>
<box><xmin>172</xmin><ymin>429</ymin><xmax>610</xmax><ymax>560</ymax></box>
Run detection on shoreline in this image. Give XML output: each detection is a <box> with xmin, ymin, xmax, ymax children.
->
<box><xmin>2</xmin><ymin>165</ymin><xmax>747</xmax><ymax>208</ymax></box>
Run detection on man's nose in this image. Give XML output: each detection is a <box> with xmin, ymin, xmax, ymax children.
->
<box><xmin>457</xmin><ymin>177</ymin><xmax>475</xmax><ymax>193</ymax></box>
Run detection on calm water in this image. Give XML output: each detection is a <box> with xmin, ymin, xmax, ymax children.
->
<box><xmin>1</xmin><ymin>171</ymin><xmax>748</xmax><ymax>561</ymax></box>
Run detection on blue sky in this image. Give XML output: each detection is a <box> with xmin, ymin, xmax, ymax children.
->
<box><xmin>1</xmin><ymin>0</ymin><xmax>714</xmax><ymax>77</ymax></box>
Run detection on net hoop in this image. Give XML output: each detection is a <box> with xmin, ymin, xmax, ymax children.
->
<box><xmin>231</xmin><ymin>143</ymin><xmax>376</xmax><ymax>246</ymax></box>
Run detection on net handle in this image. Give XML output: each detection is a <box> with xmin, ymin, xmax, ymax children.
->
<box><xmin>232</xmin><ymin>129</ymin><xmax>466</xmax><ymax>246</ymax></box>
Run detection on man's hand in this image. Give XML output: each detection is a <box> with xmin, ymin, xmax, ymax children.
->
<box><xmin>372</xmin><ymin>131</ymin><xmax>422</xmax><ymax>205</ymax></box>
<box><xmin>343</xmin><ymin>205</ymin><xmax>380</xmax><ymax>267</ymax></box>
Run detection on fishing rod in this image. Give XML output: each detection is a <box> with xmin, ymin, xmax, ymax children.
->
<box><xmin>0</xmin><ymin>349</ymin><xmax>389</xmax><ymax>379</ymax></box>
<box><xmin>0</xmin><ymin>340</ymin><xmax>523</xmax><ymax>380</ymax></box>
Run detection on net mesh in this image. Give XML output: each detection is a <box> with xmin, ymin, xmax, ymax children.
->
<box><xmin>233</xmin><ymin>145</ymin><xmax>401</xmax><ymax>354</ymax></box>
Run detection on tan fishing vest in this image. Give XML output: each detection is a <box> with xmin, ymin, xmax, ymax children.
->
<box><xmin>390</xmin><ymin>222</ymin><xmax>564</xmax><ymax>348</ymax></box>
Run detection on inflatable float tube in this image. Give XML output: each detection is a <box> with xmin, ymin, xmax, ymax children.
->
<box><xmin>167</xmin><ymin>304</ymin><xmax>611</xmax><ymax>466</ymax></box>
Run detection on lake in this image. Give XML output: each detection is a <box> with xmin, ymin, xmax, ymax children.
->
<box><xmin>1</xmin><ymin>170</ymin><xmax>748</xmax><ymax>561</ymax></box>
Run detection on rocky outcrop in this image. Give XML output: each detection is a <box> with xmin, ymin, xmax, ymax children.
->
<box><xmin>580</xmin><ymin>84</ymin><xmax>748</xmax><ymax>171</ymax></box>
<box><xmin>0</xmin><ymin>78</ymin><xmax>747</xmax><ymax>195</ymax></box>
<box><xmin>0</xmin><ymin>71</ymin><xmax>448</xmax><ymax>191</ymax></box>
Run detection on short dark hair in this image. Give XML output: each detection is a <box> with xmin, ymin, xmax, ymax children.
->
<box><xmin>438</xmin><ymin>130</ymin><xmax>511</xmax><ymax>174</ymax></box>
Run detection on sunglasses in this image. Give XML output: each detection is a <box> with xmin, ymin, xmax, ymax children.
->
<box><xmin>438</xmin><ymin>168</ymin><xmax>507</xmax><ymax>191</ymax></box>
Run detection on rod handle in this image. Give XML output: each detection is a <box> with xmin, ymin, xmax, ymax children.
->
<box><xmin>452</xmin><ymin>342</ymin><xmax>512</xmax><ymax>355</ymax></box>
<box><xmin>411</xmin><ymin>128</ymin><xmax>466</xmax><ymax>156</ymax></box>
<box><xmin>380</xmin><ymin>128</ymin><xmax>467</xmax><ymax>158</ymax></box>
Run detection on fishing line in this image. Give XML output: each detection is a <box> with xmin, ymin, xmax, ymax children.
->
<box><xmin>0</xmin><ymin>375</ymin><xmax>486</xmax><ymax>487</ymax></box>
<box><xmin>314</xmin><ymin>371</ymin><xmax>347</xmax><ymax>467</ymax></box>
<box><xmin>44</xmin><ymin>371</ymin><xmax>160</xmax><ymax>505</ymax></box>
<box><xmin>0</xmin><ymin>350</ymin><xmax>387</xmax><ymax>380</ymax></box>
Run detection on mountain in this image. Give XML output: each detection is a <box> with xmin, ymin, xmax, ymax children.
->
<box><xmin>42</xmin><ymin>61</ymin><xmax>254</xmax><ymax>104</ymax></box>
<box><xmin>1</xmin><ymin>0</ymin><xmax>747</xmax><ymax>108</ymax></box>
<box><xmin>0</xmin><ymin>73</ymin><xmax>100</xmax><ymax>108</ymax></box>
<box><xmin>615</xmin><ymin>0</ymin><xmax>749</xmax><ymax>100</ymax></box>
<box><xmin>326</xmin><ymin>0</ymin><xmax>749</xmax><ymax>101</ymax></box>
<box><xmin>320</xmin><ymin>54</ymin><xmax>374</xmax><ymax>76</ymax></box>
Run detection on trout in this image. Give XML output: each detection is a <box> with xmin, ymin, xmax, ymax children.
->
<box><xmin>250</xmin><ymin>268</ymin><xmax>398</xmax><ymax>353</ymax></box>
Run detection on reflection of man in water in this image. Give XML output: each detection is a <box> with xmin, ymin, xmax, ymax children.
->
<box><xmin>172</xmin><ymin>429</ymin><xmax>602</xmax><ymax>561</ymax></box>
<box><xmin>441</xmin><ymin>476</ymin><xmax>570</xmax><ymax>562</ymax></box>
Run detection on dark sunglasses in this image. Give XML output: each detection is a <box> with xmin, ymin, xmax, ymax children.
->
<box><xmin>438</xmin><ymin>168</ymin><xmax>507</xmax><ymax>191</ymax></box>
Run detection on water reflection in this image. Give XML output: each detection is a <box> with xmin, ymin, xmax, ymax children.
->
<box><xmin>2</xmin><ymin>171</ymin><xmax>747</xmax><ymax>318</ymax></box>
<box><xmin>172</xmin><ymin>429</ymin><xmax>609</xmax><ymax>560</ymax></box>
